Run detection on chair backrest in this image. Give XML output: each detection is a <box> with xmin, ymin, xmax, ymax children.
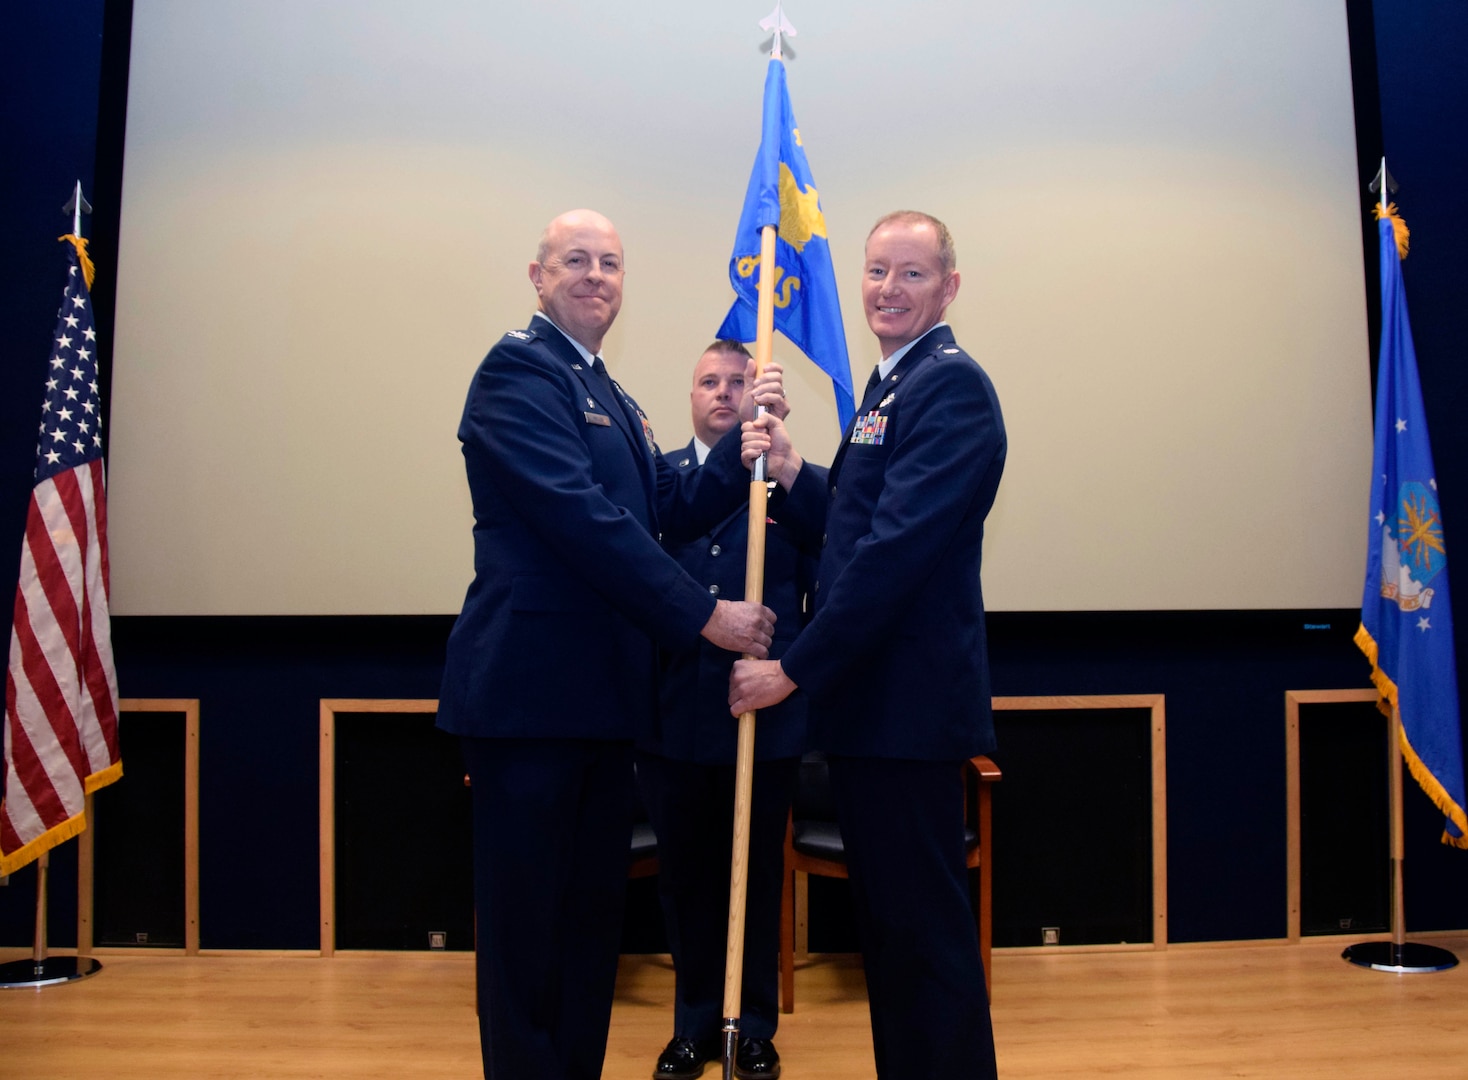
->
<box><xmin>790</xmin><ymin>752</ymin><xmax>848</xmax><ymax>861</ymax></box>
<box><xmin>628</xmin><ymin>766</ymin><xmax>658</xmax><ymax>875</ymax></box>
<box><xmin>792</xmin><ymin>751</ymin><xmax>838</xmax><ymax>823</ymax></box>
<box><xmin>791</xmin><ymin>751</ymin><xmax>984</xmax><ymax>854</ymax></box>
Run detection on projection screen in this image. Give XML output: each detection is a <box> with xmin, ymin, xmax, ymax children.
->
<box><xmin>107</xmin><ymin>0</ymin><xmax>1373</xmax><ymax>615</ymax></box>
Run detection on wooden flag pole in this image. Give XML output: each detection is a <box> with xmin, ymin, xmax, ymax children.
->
<box><xmin>1389</xmin><ymin>704</ymin><xmax>1408</xmax><ymax>949</ymax></box>
<box><xmin>721</xmin><ymin>220</ymin><xmax>779</xmax><ymax>1078</ymax></box>
<box><xmin>1341</xmin><ymin>705</ymin><xmax>1455</xmax><ymax>972</ymax></box>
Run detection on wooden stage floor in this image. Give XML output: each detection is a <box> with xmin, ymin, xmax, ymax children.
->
<box><xmin>2</xmin><ymin>934</ymin><xmax>1465</xmax><ymax>1078</ymax></box>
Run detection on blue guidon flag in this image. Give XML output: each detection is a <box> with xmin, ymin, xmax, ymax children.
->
<box><xmin>1356</xmin><ymin>204</ymin><xmax>1468</xmax><ymax>848</ymax></box>
<box><xmin>718</xmin><ymin>57</ymin><xmax>854</xmax><ymax>429</ymax></box>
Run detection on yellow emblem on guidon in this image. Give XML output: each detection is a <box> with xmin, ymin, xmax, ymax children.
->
<box><xmin>777</xmin><ymin>162</ymin><xmax>825</xmax><ymax>252</ymax></box>
<box><xmin>733</xmin><ymin>162</ymin><xmax>827</xmax><ymax>309</ymax></box>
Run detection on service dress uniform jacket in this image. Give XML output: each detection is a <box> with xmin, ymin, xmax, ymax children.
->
<box><xmin>438</xmin><ymin>320</ymin><xmax>753</xmax><ymax>743</ymax></box>
<box><xmin>781</xmin><ymin>323</ymin><xmax>1007</xmax><ymax>760</ymax></box>
<box><xmin>644</xmin><ymin>441</ymin><xmax>827</xmax><ymax>763</ymax></box>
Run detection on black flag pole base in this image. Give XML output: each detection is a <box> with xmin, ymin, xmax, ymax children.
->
<box><xmin>0</xmin><ymin>956</ymin><xmax>104</xmax><ymax>989</ymax></box>
<box><xmin>722</xmin><ymin>1017</ymin><xmax>740</xmax><ymax>1080</ymax></box>
<box><xmin>1342</xmin><ymin>941</ymin><xmax>1458</xmax><ymax>974</ymax></box>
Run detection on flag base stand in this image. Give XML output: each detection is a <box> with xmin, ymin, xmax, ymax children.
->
<box><xmin>0</xmin><ymin>955</ymin><xmax>103</xmax><ymax>989</ymax></box>
<box><xmin>0</xmin><ymin>851</ymin><xmax>104</xmax><ymax>990</ymax></box>
<box><xmin>1339</xmin><ymin>707</ymin><xmax>1461</xmax><ymax>977</ymax></box>
<box><xmin>1342</xmin><ymin>941</ymin><xmax>1457</xmax><ymax>974</ymax></box>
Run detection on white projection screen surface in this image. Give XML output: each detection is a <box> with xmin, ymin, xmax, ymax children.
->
<box><xmin>108</xmin><ymin>0</ymin><xmax>1372</xmax><ymax>616</ymax></box>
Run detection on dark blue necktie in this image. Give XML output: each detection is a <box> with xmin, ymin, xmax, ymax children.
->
<box><xmin>589</xmin><ymin>355</ymin><xmax>618</xmax><ymax>403</ymax></box>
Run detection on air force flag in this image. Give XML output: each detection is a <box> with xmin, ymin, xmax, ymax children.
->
<box><xmin>1356</xmin><ymin>206</ymin><xmax>1468</xmax><ymax>848</ymax></box>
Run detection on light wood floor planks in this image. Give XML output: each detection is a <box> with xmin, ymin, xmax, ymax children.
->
<box><xmin>2</xmin><ymin>935</ymin><xmax>1465</xmax><ymax>1078</ymax></box>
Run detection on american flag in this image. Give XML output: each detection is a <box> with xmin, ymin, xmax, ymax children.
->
<box><xmin>0</xmin><ymin>237</ymin><xmax>122</xmax><ymax>876</ymax></box>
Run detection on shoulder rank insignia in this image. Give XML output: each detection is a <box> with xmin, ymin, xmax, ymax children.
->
<box><xmin>505</xmin><ymin>329</ymin><xmax>531</xmax><ymax>341</ymax></box>
<box><xmin>942</xmin><ymin>347</ymin><xmax>960</xmax><ymax>355</ymax></box>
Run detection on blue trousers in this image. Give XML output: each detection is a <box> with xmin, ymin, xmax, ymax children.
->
<box><xmin>828</xmin><ymin>755</ymin><xmax>997</xmax><ymax>1080</ymax></box>
<box><xmin>635</xmin><ymin>751</ymin><xmax>798</xmax><ymax>1042</ymax></box>
<box><xmin>461</xmin><ymin>737</ymin><xmax>633</xmax><ymax>1080</ymax></box>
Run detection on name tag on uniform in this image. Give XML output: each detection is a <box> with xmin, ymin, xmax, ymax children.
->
<box><xmin>584</xmin><ymin>411</ymin><xmax>611</xmax><ymax>427</ymax></box>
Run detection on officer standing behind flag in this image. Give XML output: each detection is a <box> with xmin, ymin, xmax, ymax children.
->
<box><xmin>637</xmin><ymin>340</ymin><xmax>827</xmax><ymax>1080</ymax></box>
<box><xmin>437</xmin><ymin>209</ymin><xmax>783</xmax><ymax>1080</ymax></box>
<box><xmin>731</xmin><ymin>211</ymin><xmax>1006</xmax><ymax>1080</ymax></box>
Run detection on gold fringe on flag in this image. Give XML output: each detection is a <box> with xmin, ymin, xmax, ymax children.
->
<box><xmin>1374</xmin><ymin>202</ymin><xmax>1410</xmax><ymax>261</ymax></box>
<box><xmin>59</xmin><ymin>233</ymin><xmax>95</xmax><ymax>289</ymax></box>
<box><xmin>1355</xmin><ymin>622</ymin><xmax>1468</xmax><ymax>849</ymax></box>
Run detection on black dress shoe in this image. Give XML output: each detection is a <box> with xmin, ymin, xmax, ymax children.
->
<box><xmin>654</xmin><ymin>1035</ymin><xmax>718</xmax><ymax>1080</ymax></box>
<box><xmin>734</xmin><ymin>1037</ymin><xmax>781</xmax><ymax>1080</ymax></box>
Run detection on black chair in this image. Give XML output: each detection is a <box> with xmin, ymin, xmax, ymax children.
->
<box><xmin>778</xmin><ymin>751</ymin><xmax>1000</xmax><ymax>1011</ymax></box>
<box><xmin>463</xmin><ymin>770</ymin><xmax>659</xmax><ymax>876</ymax></box>
<box><xmin>628</xmin><ymin>775</ymin><xmax>659</xmax><ymax>879</ymax></box>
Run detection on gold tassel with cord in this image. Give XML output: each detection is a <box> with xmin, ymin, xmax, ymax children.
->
<box><xmin>59</xmin><ymin>233</ymin><xmax>95</xmax><ymax>289</ymax></box>
<box><xmin>1374</xmin><ymin>202</ymin><xmax>1410</xmax><ymax>261</ymax></box>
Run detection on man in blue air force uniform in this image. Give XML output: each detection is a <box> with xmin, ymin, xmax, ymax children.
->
<box><xmin>637</xmin><ymin>340</ymin><xmax>827</xmax><ymax>1080</ymax></box>
<box><xmin>437</xmin><ymin>209</ymin><xmax>784</xmax><ymax>1080</ymax></box>
<box><xmin>731</xmin><ymin>211</ymin><xmax>1006</xmax><ymax>1080</ymax></box>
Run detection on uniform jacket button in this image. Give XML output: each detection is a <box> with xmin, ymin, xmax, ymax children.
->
<box><xmin>708</xmin><ymin>584</ymin><xmax>720</xmax><ymax>596</ymax></box>
<box><xmin>710</xmin><ymin>544</ymin><xmax>722</xmax><ymax>556</ymax></box>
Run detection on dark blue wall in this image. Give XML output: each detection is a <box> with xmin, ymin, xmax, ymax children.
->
<box><xmin>1</xmin><ymin>4</ymin><xmax>105</xmax><ymax>640</ymax></box>
<box><xmin>4</xmin><ymin>0</ymin><xmax>1465</xmax><ymax>948</ymax></box>
<box><xmin>0</xmin><ymin>0</ymin><xmax>114</xmax><ymax>942</ymax></box>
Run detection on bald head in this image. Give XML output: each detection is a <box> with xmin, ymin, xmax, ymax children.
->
<box><xmin>867</xmin><ymin>210</ymin><xmax>956</xmax><ymax>275</ymax></box>
<box><xmin>529</xmin><ymin>209</ymin><xmax>625</xmax><ymax>353</ymax></box>
<box><xmin>536</xmin><ymin>209</ymin><xmax>619</xmax><ymax>264</ymax></box>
